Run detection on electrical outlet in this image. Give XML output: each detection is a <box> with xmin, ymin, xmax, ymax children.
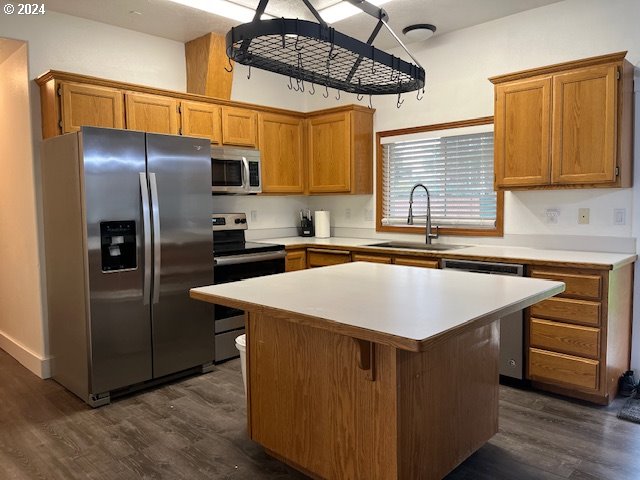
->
<box><xmin>578</xmin><ymin>208</ymin><xmax>590</xmax><ymax>225</ymax></box>
<box><xmin>345</xmin><ymin>208</ymin><xmax>351</xmax><ymax>220</ymax></box>
<box><xmin>614</xmin><ymin>208</ymin><xmax>626</xmax><ymax>225</ymax></box>
<box><xmin>545</xmin><ymin>208</ymin><xmax>560</xmax><ymax>224</ymax></box>
<box><xmin>250</xmin><ymin>210</ymin><xmax>258</xmax><ymax>222</ymax></box>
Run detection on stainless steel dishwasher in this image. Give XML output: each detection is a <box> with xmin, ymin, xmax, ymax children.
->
<box><xmin>441</xmin><ymin>258</ymin><xmax>525</xmax><ymax>380</ymax></box>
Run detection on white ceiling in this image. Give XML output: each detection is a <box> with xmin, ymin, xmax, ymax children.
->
<box><xmin>44</xmin><ymin>0</ymin><xmax>563</xmax><ymax>50</ymax></box>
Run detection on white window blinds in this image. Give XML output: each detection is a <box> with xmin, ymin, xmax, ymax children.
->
<box><xmin>381</xmin><ymin>129</ymin><xmax>496</xmax><ymax>228</ymax></box>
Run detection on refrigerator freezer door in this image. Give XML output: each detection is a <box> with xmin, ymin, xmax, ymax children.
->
<box><xmin>146</xmin><ymin>134</ymin><xmax>214</xmax><ymax>377</ymax></box>
<box><xmin>81</xmin><ymin>127</ymin><xmax>153</xmax><ymax>394</ymax></box>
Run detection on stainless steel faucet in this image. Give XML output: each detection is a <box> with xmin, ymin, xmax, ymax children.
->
<box><xmin>407</xmin><ymin>183</ymin><xmax>439</xmax><ymax>244</ymax></box>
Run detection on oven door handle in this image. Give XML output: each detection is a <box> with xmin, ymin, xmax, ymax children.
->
<box><xmin>214</xmin><ymin>250</ymin><xmax>286</xmax><ymax>267</ymax></box>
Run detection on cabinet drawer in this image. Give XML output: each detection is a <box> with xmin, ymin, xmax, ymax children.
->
<box><xmin>352</xmin><ymin>253</ymin><xmax>392</xmax><ymax>264</ymax></box>
<box><xmin>529</xmin><ymin>348</ymin><xmax>599</xmax><ymax>390</ymax></box>
<box><xmin>530</xmin><ymin>269</ymin><xmax>601</xmax><ymax>300</ymax></box>
<box><xmin>530</xmin><ymin>318</ymin><xmax>599</xmax><ymax>358</ymax></box>
<box><xmin>530</xmin><ymin>297</ymin><xmax>600</xmax><ymax>326</ymax></box>
<box><xmin>393</xmin><ymin>257</ymin><xmax>439</xmax><ymax>269</ymax></box>
<box><xmin>285</xmin><ymin>250</ymin><xmax>307</xmax><ymax>272</ymax></box>
<box><xmin>307</xmin><ymin>249</ymin><xmax>351</xmax><ymax>268</ymax></box>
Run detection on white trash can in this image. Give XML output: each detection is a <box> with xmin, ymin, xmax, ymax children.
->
<box><xmin>235</xmin><ymin>334</ymin><xmax>247</xmax><ymax>395</ymax></box>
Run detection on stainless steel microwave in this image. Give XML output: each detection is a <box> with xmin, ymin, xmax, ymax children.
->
<box><xmin>211</xmin><ymin>146</ymin><xmax>261</xmax><ymax>194</ymax></box>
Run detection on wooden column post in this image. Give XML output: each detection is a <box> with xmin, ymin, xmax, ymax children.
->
<box><xmin>185</xmin><ymin>33</ymin><xmax>233</xmax><ymax>100</ymax></box>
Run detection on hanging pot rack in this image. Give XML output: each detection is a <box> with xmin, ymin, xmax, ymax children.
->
<box><xmin>225</xmin><ymin>0</ymin><xmax>426</xmax><ymax>97</ymax></box>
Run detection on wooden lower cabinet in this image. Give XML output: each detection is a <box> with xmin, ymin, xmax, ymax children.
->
<box><xmin>393</xmin><ymin>256</ymin><xmax>439</xmax><ymax>269</ymax></box>
<box><xmin>307</xmin><ymin>248</ymin><xmax>351</xmax><ymax>268</ymax></box>
<box><xmin>285</xmin><ymin>249</ymin><xmax>306</xmax><ymax>272</ymax></box>
<box><xmin>526</xmin><ymin>264</ymin><xmax>633</xmax><ymax>404</ymax></box>
<box><xmin>352</xmin><ymin>253</ymin><xmax>392</xmax><ymax>264</ymax></box>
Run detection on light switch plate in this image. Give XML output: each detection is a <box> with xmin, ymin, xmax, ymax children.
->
<box><xmin>545</xmin><ymin>208</ymin><xmax>560</xmax><ymax>224</ymax></box>
<box><xmin>578</xmin><ymin>208</ymin><xmax>590</xmax><ymax>224</ymax></box>
<box><xmin>614</xmin><ymin>208</ymin><xmax>626</xmax><ymax>225</ymax></box>
<box><xmin>250</xmin><ymin>210</ymin><xmax>258</xmax><ymax>222</ymax></box>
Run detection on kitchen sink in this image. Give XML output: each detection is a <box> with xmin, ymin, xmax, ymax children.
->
<box><xmin>366</xmin><ymin>241</ymin><xmax>469</xmax><ymax>251</ymax></box>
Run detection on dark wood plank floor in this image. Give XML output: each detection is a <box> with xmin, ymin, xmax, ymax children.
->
<box><xmin>1</xmin><ymin>348</ymin><xmax>639</xmax><ymax>479</ymax></box>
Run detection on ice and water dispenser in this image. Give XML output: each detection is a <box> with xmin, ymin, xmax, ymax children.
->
<box><xmin>100</xmin><ymin>221</ymin><xmax>137</xmax><ymax>272</ymax></box>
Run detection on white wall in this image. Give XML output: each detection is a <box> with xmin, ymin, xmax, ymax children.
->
<box><xmin>304</xmin><ymin>0</ymin><xmax>639</xmax><ymax>244</ymax></box>
<box><xmin>0</xmin><ymin>41</ymin><xmax>47</xmax><ymax>376</ymax></box>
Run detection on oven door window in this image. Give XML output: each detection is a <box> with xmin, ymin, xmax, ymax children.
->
<box><xmin>212</xmin><ymin>159</ymin><xmax>242</xmax><ymax>187</ymax></box>
<box><xmin>213</xmin><ymin>258</ymin><xmax>285</xmax><ymax>321</ymax></box>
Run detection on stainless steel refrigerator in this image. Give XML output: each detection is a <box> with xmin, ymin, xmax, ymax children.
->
<box><xmin>41</xmin><ymin>126</ymin><xmax>214</xmax><ymax>407</ymax></box>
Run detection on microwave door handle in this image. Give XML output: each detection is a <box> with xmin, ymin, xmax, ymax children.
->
<box><xmin>139</xmin><ymin>173</ymin><xmax>151</xmax><ymax>306</ymax></box>
<box><xmin>242</xmin><ymin>156</ymin><xmax>250</xmax><ymax>192</ymax></box>
<box><xmin>149</xmin><ymin>172</ymin><xmax>161</xmax><ymax>305</ymax></box>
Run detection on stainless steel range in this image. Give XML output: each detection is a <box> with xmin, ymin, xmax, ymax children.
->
<box><xmin>212</xmin><ymin>213</ymin><xmax>285</xmax><ymax>362</ymax></box>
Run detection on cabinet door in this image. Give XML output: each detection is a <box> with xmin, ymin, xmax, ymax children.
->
<box><xmin>258</xmin><ymin>113</ymin><xmax>304</xmax><ymax>193</ymax></box>
<box><xmin>551</xmin><ymin>65</ymin><xmax>617</xmax><ymax>185</ymax></box>
<box><xmin>125</xmin><ymin>93</ymin><xmax>179</xmax><ymax>134</ymax></box>
<box><xmin>494</xmin><ymin>77</ymin><xmax>551</xmax><ymax>187</ymax></box>
<box><xmin>60</xmin><ymin>82</ymin><xmax>125</xmax><ymax>133</ymax></box>
<box><xmin>221</xmin><ymin>106</ymin><xmax>257</xmax><ymax>147</ymax></box>
<box><xmin>181</xmin><ymin>100</ymin><xmax>221</xmax><ymax>144</ymax></box>
<box><xmin>285</xmin><ymin>249</ymin><xmax>307</xmax><ymax>272</ymax></box>
<box><xmin>308</xmin><ymin>112</ymin><xmax>351</xmax><ymax>193</ymax></box>
<box><xmin>306</xmin><ymin>248</ymin><xmax>351</xmax><ymax>268</ymax></box>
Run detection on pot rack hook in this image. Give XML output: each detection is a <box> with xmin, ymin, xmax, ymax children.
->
<box><xmin>368</xmin><ymin>94</ymin><xmax>373</xmax><ymax>109</ymax></box>
<box><xmin>247</xmin><ymin>65</ymin><xmax>252</xmax><ymax>80</ymax></box>
<box><xmin>336</xmin><ymin>90</ymin><xmax>341</xmax><ymax>101</ymax></box>
<box><xmin>417</xmin><ymin>87</ymin><xmax>424</xmax><ymax>101</ymax></box>
<box><xmin>224</xmin><ymin>57</ymin><xmax>233</xmax><ymax>73</ymax></box>
<box><xmin>323</xmin><ymin>84</ymin><xmax>329</xmax><ymax>98</ymax></box>
<box><xmin>396</xmin><ymin>91</ymin><xmax>404</xmax><ymax>109</ymax></box>
<box><xmin>309</xmin><ymin>83</ymin><xmax>315</xmax><ymax>95</ymax></box>
<box><xmin>356</xmin><ymin>79</ymin><xmax>363</xmax><ymax>101</ymax></box>
<box><xmin>287</xmin><ymin>76</ymin><xmax>293</xmax><ymax>90</ymax></box>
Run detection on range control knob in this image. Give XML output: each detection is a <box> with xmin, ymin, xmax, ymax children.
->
<box><xmin>240</xmin><ymin>218</ymin><xmax>247</xmax><ymax>224</ymax></box>
<box><xmin>234</xmin><ymin>218</ymin><xmax>241</xmax><ymax>224</ymax></box>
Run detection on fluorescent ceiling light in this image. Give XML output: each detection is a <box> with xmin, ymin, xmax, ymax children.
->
<box><xmin>319</xmin><ymin>0</ymin><xmax>393</xmax><ymax>24</ymax></box>
<box><xmin>167</xmin><ymin>0</ymin><xmax>272</xmax><ymax>23</ymax></box>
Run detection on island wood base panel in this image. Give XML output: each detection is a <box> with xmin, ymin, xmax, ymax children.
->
<box><xmin>246</xmin><ymin>310</ymin><xmax>500</xmax><ymax>480</ymax></box>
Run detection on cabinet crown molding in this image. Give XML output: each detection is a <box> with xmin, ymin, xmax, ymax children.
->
<box><xmin>489</xmin><ymin>51</ymin><xmax>627</xmax><ymax>84</ymax></box>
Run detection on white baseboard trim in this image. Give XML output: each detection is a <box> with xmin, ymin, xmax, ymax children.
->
<box><xmin>0</xmin><ymin>330</ymin><xmax>51</xmax><ymax>379</ymax></box>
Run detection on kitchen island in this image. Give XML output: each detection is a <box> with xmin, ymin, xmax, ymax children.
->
<box><xmin>191</xmin><ymin>262</ymin><xmax>564</xmax><ymax>479</ymax></box>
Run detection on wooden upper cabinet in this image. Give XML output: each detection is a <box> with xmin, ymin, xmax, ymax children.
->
<box><xmin>490</xmin><ymin>52</ymin><xmax>632</xmax><ymax>190</ymax></box>
<box><xmin>125</xmin><ymin>92</ymin><xmax>179</xmax><ymax>134</ymax></box>
<box><xmin>59</xmin><ymin>82</ymin><xmax>124</xmax><ymax>133</ymax></box>
<box><xmin>181</xmin><ymin>100</ymin><xmax>222</xmax><ymax>144</ymax></box>
<box><xmin>308</xmin><ymin>111</ymin><xmax>351</xmax><ymax>193</ymax></box>
<box><xmin>258</xmin><ymin>112</ymin><xmax>304</xmax><ymax>193</ymax></box>
<box><xmin>221</xmin><ymin>106</ymin><xmax>258</xmax><ymax>147</ymax></box>
<box><xmin>551</xmin><ymin>65</ymin><xmax>617</xmax><ymax>185</ymax></box>
<box><xmin>494</xmin><ymin>77</ymin><xmax>551</xmax><ymax>188</ymax></box>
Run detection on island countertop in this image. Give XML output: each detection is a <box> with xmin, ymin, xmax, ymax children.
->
<box><xmin>191</xmin><ymin>262</ymin><xmax>564</xmax><ymax>351</ymax></box>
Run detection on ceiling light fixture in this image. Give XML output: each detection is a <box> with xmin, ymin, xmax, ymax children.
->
<box><xmin>402</xmin><ymin>24</ymin><xmax>436</xmax><ymax>42</ymax></box>
<box><xmin>167</xmin><ymin>0</ymin><xmax>272</xmax><ymax>24</ymax></box>
<box><xmin>319</xmin><ymin>0</ymin><xmax>393</xmax><ymax>24</ymax></box>
<box><xmin>225</xmin><ymin>0</ymin><xmax>425</xmax><ymax>105</ymax></box>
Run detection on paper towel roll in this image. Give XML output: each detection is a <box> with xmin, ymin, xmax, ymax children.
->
<box><xmin>314</xmin><ymin>210</ymin><xmax>331</xmax><ymax>238</ymax></box>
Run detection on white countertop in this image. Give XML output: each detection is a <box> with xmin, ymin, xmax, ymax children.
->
<box><xmin>262</xmin><ymin>236</ymin><xmax>636</xmax><ymax>269</ymax></box>
<box><xmin>192</xmin><ymin>262</ymin><xmax>564</xmax><ymax>348</ymax></box>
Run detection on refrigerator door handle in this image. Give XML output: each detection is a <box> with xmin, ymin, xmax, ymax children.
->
<box><xmin>139</xmin><ymin>172</ymin><xmax>152</xmax><ymax>306</ymax></box>
<box><xmin>149</xmin><ymin>172</ymin><xmax>161</xmax><ymax>305</ymax></box>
